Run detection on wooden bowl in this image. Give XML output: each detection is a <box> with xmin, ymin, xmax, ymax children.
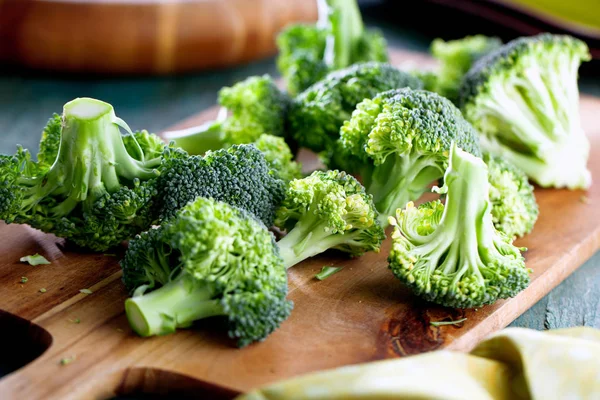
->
<box><xmin>0</xmin><ymin>0</ymin><xmax>317</xmax><ymax>75</ymax></box>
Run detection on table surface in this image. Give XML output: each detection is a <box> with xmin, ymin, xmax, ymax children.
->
<box><xmin>0</xmin><ymin>16</ymin><xmax>598</xmax><ymax>335</ymax></box>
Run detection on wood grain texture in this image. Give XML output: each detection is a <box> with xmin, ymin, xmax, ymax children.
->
<box><xmin>0</xmin><ymin>0</ymin><xmax>317</xmax><ymax>74</ymax></box>
<box><xmin>0</xmin><ymin>48</ymin><xmax>599</xmax><ymax>399</ymax></box>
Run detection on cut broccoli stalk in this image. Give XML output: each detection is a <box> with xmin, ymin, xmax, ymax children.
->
<box><xmin>162</xmin><ymin>108</ymin><xmax>228</xmax><ymax>156</ymax></box>
<box><xmin>126</xmin><ymin>274</ymin><xmax>224</xmax><ymax>337</ymax></box>
<box><xmin>388</xmin><ymin>143</ymin><xmax>529</xmax><ymax>309</ymax></box>
<box><xmin>459</xmin><ymin>34</ymin><xmax>591</xmax><ymax>189</ymax></box>
<box><xmin>323</xmin><ymin>0</ymin><xmax>364</xmax><ymax>69</ymax></box>
<box><xmin>275</xmin><ymin>170</ymin><xmax>385</xmax><ymax>269</ymax></box>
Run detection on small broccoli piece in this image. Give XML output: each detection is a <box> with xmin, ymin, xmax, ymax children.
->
<box><xmin>163</xmin><ymin>75</ymin><xmax>289</xmax><ymax>155</ymax></box>
<box><xmin>339</xmin><ymin>88</ymin><xmax>481</xmax><ymax>224</ymax></box>
<box><xmin>276</xmin><ymin>0</ymin><xmax>388</xmax><ymax>95</ymax></box>
<box><xmin>37</xmin><ymin>114</ymin><xmax>62</xmax><ymax>169</ymax></box>
<box><xmin>253</xmin><ymin>134</ymin><xmax>302</xmax><ymax>183</ymax></box>
<box><xmin>430</xmin><ymin>35</ymin><xmax>502</xmax><ymax>102</ymax></box>
<box><xmin>459</xmin><ymin>34</ymin><xmax>591</xmax><ymax>189</ymax></box>
<box><xmin>155</xmin><ymin>144</ymin><xmax>285</xmax><ymax>227</ymax></box>
<box><xmin>123</xmin><ymin>130</ymin><xmax>167</xmax><ymax>161</ymax></box>
<box><xmin>0</xmin><ymin>98</ymin><xmax>165</xmax><ymax>251</ymax></box>
<box><xmin>122</xmin><ymin>197</ymin><xmax>292</xmax><ymax>347</ymax></box>
<box><xmin>289</xmin><ymin>62</ymin><xmax>423</xmax><ymax>154</ymax></box>
<box><xmin>275</xmin><ymin>170</ymin><xmax>385</xmax><ymax>269</ymax></box>
<box><xmin>485</xmin><ymin>153</ymin><xmax>538</xmax><ymax>239</ymax></box>
<box><xmin>388</xmin><ymin>143</ymin><xmax>530</xmax><ymax>309</ymax></box>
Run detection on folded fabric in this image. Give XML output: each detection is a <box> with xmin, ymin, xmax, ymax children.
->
<box><xmin>237</xmin><ymin>327</ymin><xmax>600</xmax><ymax>400</ymax></box>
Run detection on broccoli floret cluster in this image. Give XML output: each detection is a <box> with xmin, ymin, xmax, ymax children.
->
<box><xmin>276</xmin><ymin>170</ymin><xmax>385</xmax><ymax>269</ymax></box>
<box><xmin>253</xmin><ymin>134</ymin><xmax>303</xmax><ymax>183</ymax></box>
<box><xmin>289</xmin><ymin>62</ymin><xmax>423</xmax><ymax>155</ymax></box>
<box><xmin>277</xmin><ymin>0</ymin><xmax>388</xmax><ymax>95</ymax></box>
<box><xmin>339</xmin><ymin>88</ymin><xmax>481</xmax><ymax>223</ymax></box>
<box><xmin>459</xmin><ymin>33</ymin><xmax>591</xmax><ymax>189</ymax></box>
<box><xmin>164</xmin><ymin>75</ymin><xmax>290</xmax><ymax>155</ymax></box>
<box><xmin>122</xmin><ymin>197</ymin><xmax>292</xmax><ymax>347</ymax></box>
<box><xmin>155</xmin><ymin>144</ymin><xmax>286</xmax><ymax>227</ymax></box>
<box><xmin>0</xmin><ymin>98</ymin><xmax>165</xmax><ymax>251</ymax></box>
<box><xmin>388</xmin><ymin>144</ymin><xmax>530</xmax><ymax>309</ymax></box>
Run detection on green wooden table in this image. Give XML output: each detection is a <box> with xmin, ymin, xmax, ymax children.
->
<box><xmin>0</xmin><ymin>21</ymin><xmax>598</xmax><ymax>335</ymax></box>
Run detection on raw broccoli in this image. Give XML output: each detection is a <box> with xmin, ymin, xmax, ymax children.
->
<box><xmin>123</xmin><ymin>130</ymin><xmax>168</xmax><ymax>161</ymax></box>
<box><xmin>276</xmin><ymin>0</ymin><xmax>388</xmax><ymax>95</ymax></box>
<box><xmin>275</xmin><ymin>170</ymin><xmax>385</xmax><ymax>269</ymax></box>
<box><xmin>486</xmin><ymin>153</ymin><xmax>538</xmax><ymax>239</ymax></box>
<box><xmin>0</xmin><ymin>98</ymin><xmax>166</xmax><ymax>251</ymax></box>
<box><xmin>155</xmin><ymin>144</ymin><xmax>285</xmax><ymax>227</ymax></box>
<box><xmin>289</xmin><ymin>62</ymin><xmax>423</xmax><ymax>155</ymax></box>
<box><xmin>163</xmin><ymin>75</ymin><xmax>289</xmax><ymax>155</ymax></box>
<box><xmin>253</xmin><ymin>134</ymin><xmax>302</xmax><ymax>183</ymax></box>
<box><xmin>459</xmin><ymin>34</ymin><xmax>591</xmax><ymax>189</ymax></box>
<box><xmin>430</xmin><ymin>35</ymin><xmax>502</xmax><ymax>102</ymax></box>
<box><xmin>339</xmin><ymin>88</ymin><xmax>481</xmax><ymax>223</ymax></box>
<box><xmin>388</xmin><ymin>143</ymin><xmax>530</xmax><ymax>309</ymax></box>
<box><xmin>122</xmin><ymin>197</ymin><xmax>292</xmax><ymax>347</ymax></box>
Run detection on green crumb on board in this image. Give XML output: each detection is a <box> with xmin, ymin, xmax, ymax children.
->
<box><xmin>315</xmin><ymin>266</ymin><xmax>344</xmax><ymax>281</ymax></box>
<box><xmin>20</xmin><ymin>254</ymin><xmax>50</xmax><ymax>266</ymax></box>
<box><xmin>430</xmin><ymin>318</ymin><xmax>467</xmax><ymax>327</ymax></box>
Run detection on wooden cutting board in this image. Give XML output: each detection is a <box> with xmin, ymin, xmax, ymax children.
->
<box><xmin>1</xmin><ymin>49</ymin><xmax>599</xmax><ymax>399</ymax></box>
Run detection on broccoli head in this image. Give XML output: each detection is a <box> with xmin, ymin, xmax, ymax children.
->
<box><xmin>339</xmin><ymin>88</ymin><xmax>481</xmax><ymax>223</ymax></box>
<box><xmin>388</xmin><ymin>143</ymin><xmax>530</xmax><ymax>309</ymax></box>
<box><xmin>459</xmin><ymin>34</ymin><xmax>591</xmax><ymax>189</ymax></box>
<box><xmin>485</xmin><ymin>153</ymin><xmax>538</xmax><ymax>239</ymax></box>
<box><xmin>275</xmin><ymin>170</ymin><xmax>385</xmax><ymax>269</ymax></box>
<box><xmin>0</xmin><ymin>98</ymin><xmax>166</xmax><ymax>251</ymax></box>
<box><xmin>163</xmin><ymin>75</ymin><xmax>289</xmax><ymax>155</ymax></box>
<box><xmin>276</xmin><ymin>0</ymin><xmax>388</xmax><ymax>95</ymax></box>
<box><xmin>155</xmin><ymin>144</ymin><xmax>286</xmax><ymax>227</ymax></box>
<box><xmin>253</xmin><ymin>134</ymin><xmax>302</xmax><ymax>183</ymax></box>
<box><xmin>430</xmin><ymin>35</ymin><xmax>502</xmax><ymax>102</ymax></box>
<box><xmin>289</xmin><ymin>62</ymin><xmax>423</xmax><ymax>154</ymax></box>
<box><xmin>123</xmin><ymin>197</ymin><xmax>292</xmax><ymax>347</ymax></box>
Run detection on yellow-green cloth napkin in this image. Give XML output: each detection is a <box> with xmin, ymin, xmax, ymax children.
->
<box><xmin>237</xmin><ymin>327</ymin><xmax>600</xmax><ymax>400</ymax></box>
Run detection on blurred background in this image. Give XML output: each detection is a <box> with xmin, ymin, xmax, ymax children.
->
<box><xmin>0</xmin><ymin>0</ymin><xmax>599</xmax><ymax>154</ymax></box>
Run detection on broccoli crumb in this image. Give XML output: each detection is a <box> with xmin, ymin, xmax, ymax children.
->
<box><xmin>69</xmin><ymin>318</ymin><xmax>81</xmax><ymax>324</ymax></box>
<box><xmin>430</xmin><ymin>318</ymin><xmax>467</xmax><ymax>327</ymax></box>
<box><xmin>79</xmin><ymin>289</ymin><xmax>93</xmax><ymax>295</ymax></box>
<box><xmin>20</xmin><ymin>254</ymin><xmax>50</xmax><ymax>266</ymax></box>
<box><xmin>315</xmin><ymin>266</ymin><xmax>344</xmax><ymax>281</ymax></box>
<box><xmin>39</xmin><ymin>288</ymin><xmax>47</xmax><ymax>293</ymax></box>
<box><xmin>59</xmin><ymin>356</ymin><xmax>76</xmax><ymax>366</ymax></box>
<box><xmin>20</xmin><ymin>277</ymin><xmax>28</xmax><ymax>284</ymax></box>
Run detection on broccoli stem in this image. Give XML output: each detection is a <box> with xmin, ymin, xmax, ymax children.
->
<box><xmin>162</xmin><ymin>108</ymin><xmax>229</xmax><ymax>155</ymax></box>
<box><xmin>364</xmin><ymin>154</ymin><xmax>445</xmax><ymax>224</ymax></box>
<box><xmin>125</xmin><ymin>274</ymin><xmax>224</xmax><ymax>337</ymax></box>
<box><xmin>323</xmin><ymin>0</ymin><xmax>365</xmax><ymax>69</ymax></box>
<box><xmin>277</xmin><ymin>214</ymin><xmax>361</xmax><ymax>269</ymax></box>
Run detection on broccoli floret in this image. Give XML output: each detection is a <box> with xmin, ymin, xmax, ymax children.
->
<box><xmin>289</xmin><ymin>62</ymin><xmax>423</xmax><ymax>155</ymax></box>
<box><xmin>339</xmin><ymin>88</ymin><xmax>481</xmax><ymax>224</ymax></box>
<box><xmin>275</xmin><ymin>170</ymin><xmax>385</xmax><ymax>269</ymax></box>
<box><xmin>37</xmin><ymin>114</ymin><xmax>62</xmax><ymax>169</ymax></box>
<box><xmin>459</xmin><ymin>34</ymin><xmax>591</xmax><ymax>189</ymax></box>
<box><xmin>388</xmin><ymin>143</ymin><xmax>530</xmax><ymax>309</ymax></box>
<box><xmin>253</xmin><ymin>134</ymin><xmax>302</xmax><ymax>183</ymax></box>
<box><xmin>485</xmin><ymin>153</ymin><xmax>538</xmax><ymax>239</ymax></box>
<box><xmin>122</xmin><ymin>197</ymin><xmax>292</xmax><ymax>347</ymax></box>
<box><xmin>276</xmin><ymin>0</ymin><xmax>388</xmax><ymax>95</ymax></box>
<box><xmin>155</xmin><ymin>144</ymin><xmax>285</xmax><ymax>227</ymax></box>
<box><xmin>123</xmin><ymin>130</ymin><xmax>167</xmax><ymax>161</ymax></box>
<box><xmin>0</xmin><ymin>98</ymin><xmax>165</xmax><ymax>251</ymax></box>
<box><xmin>430</xmin><ymin>35</ymin><xmax>502</xmax><ymax>102</ymax></box>
<box><xmin>163</xmin><ymin>75</ymin><xmax>289</xmax><ymax>155</ymax></box>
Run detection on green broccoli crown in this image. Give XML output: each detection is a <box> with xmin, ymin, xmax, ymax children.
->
<box><xmin>156</xmin><ymin>144</ymin><xmax>286</xmax><ymax>227</ymax></box>
<box><xmin>37</xmin><ymin>114</ymin><xmax>62</xmax><ymax>169</ymax></box>
<box><xmin>339</xmin><ymin>88</ymin><xmax>481</xmax><ymax>220</ymax></box>
<box><xmin>485</xmin><ymin>153</ymin><xmax>538</xmax><ymax>239</ymax></box>
<box><xmin>163</xmin><ymin>75</ymin><xmax>289</xmax><ymax>156</ymax></box>
<box><xmin>253</xmin><ymin>134</ymin><xmax>302</xmax><ymax>183</ymax></box>
<box><xmin>276</xmin><ymin>24</ymin><xmax>329</xmax><ymax>96</ymax></box>
<box><xmin>276</xmin><ymin>0</ymin><xmax>388</xmax><ymax>95</ymax></box>
<box><xmin>388</xmin><ymin>144</ymin><xmax>530</xmax><ymax>309</ymax></box>
<box><xmin>430</xmin><ymin>35</ymin><xmax>502</xmax><ymax>102</ymax></box>
<box><xmin>0</xmin><ymin>98</ymin><xmax>165</xmax><ymax>251</ymax></box>
<box><xmin>289</xmin><ymin>62</ymin><xmax>423</xmax><ymax>154</ymax></box>
<box><xmin>458</xmin><ymin>34</ymin><xmax>591</xmax><ymax>189</ymax></box>
<box><xmin>122</xmin><ymin>197</ymin><xmax>292</xmax><ymax>347</ymax></box>
<box><xmin>275</xmin><ymin>170</ymin><xmax>385</xmax><ymax>269</ymax></box>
